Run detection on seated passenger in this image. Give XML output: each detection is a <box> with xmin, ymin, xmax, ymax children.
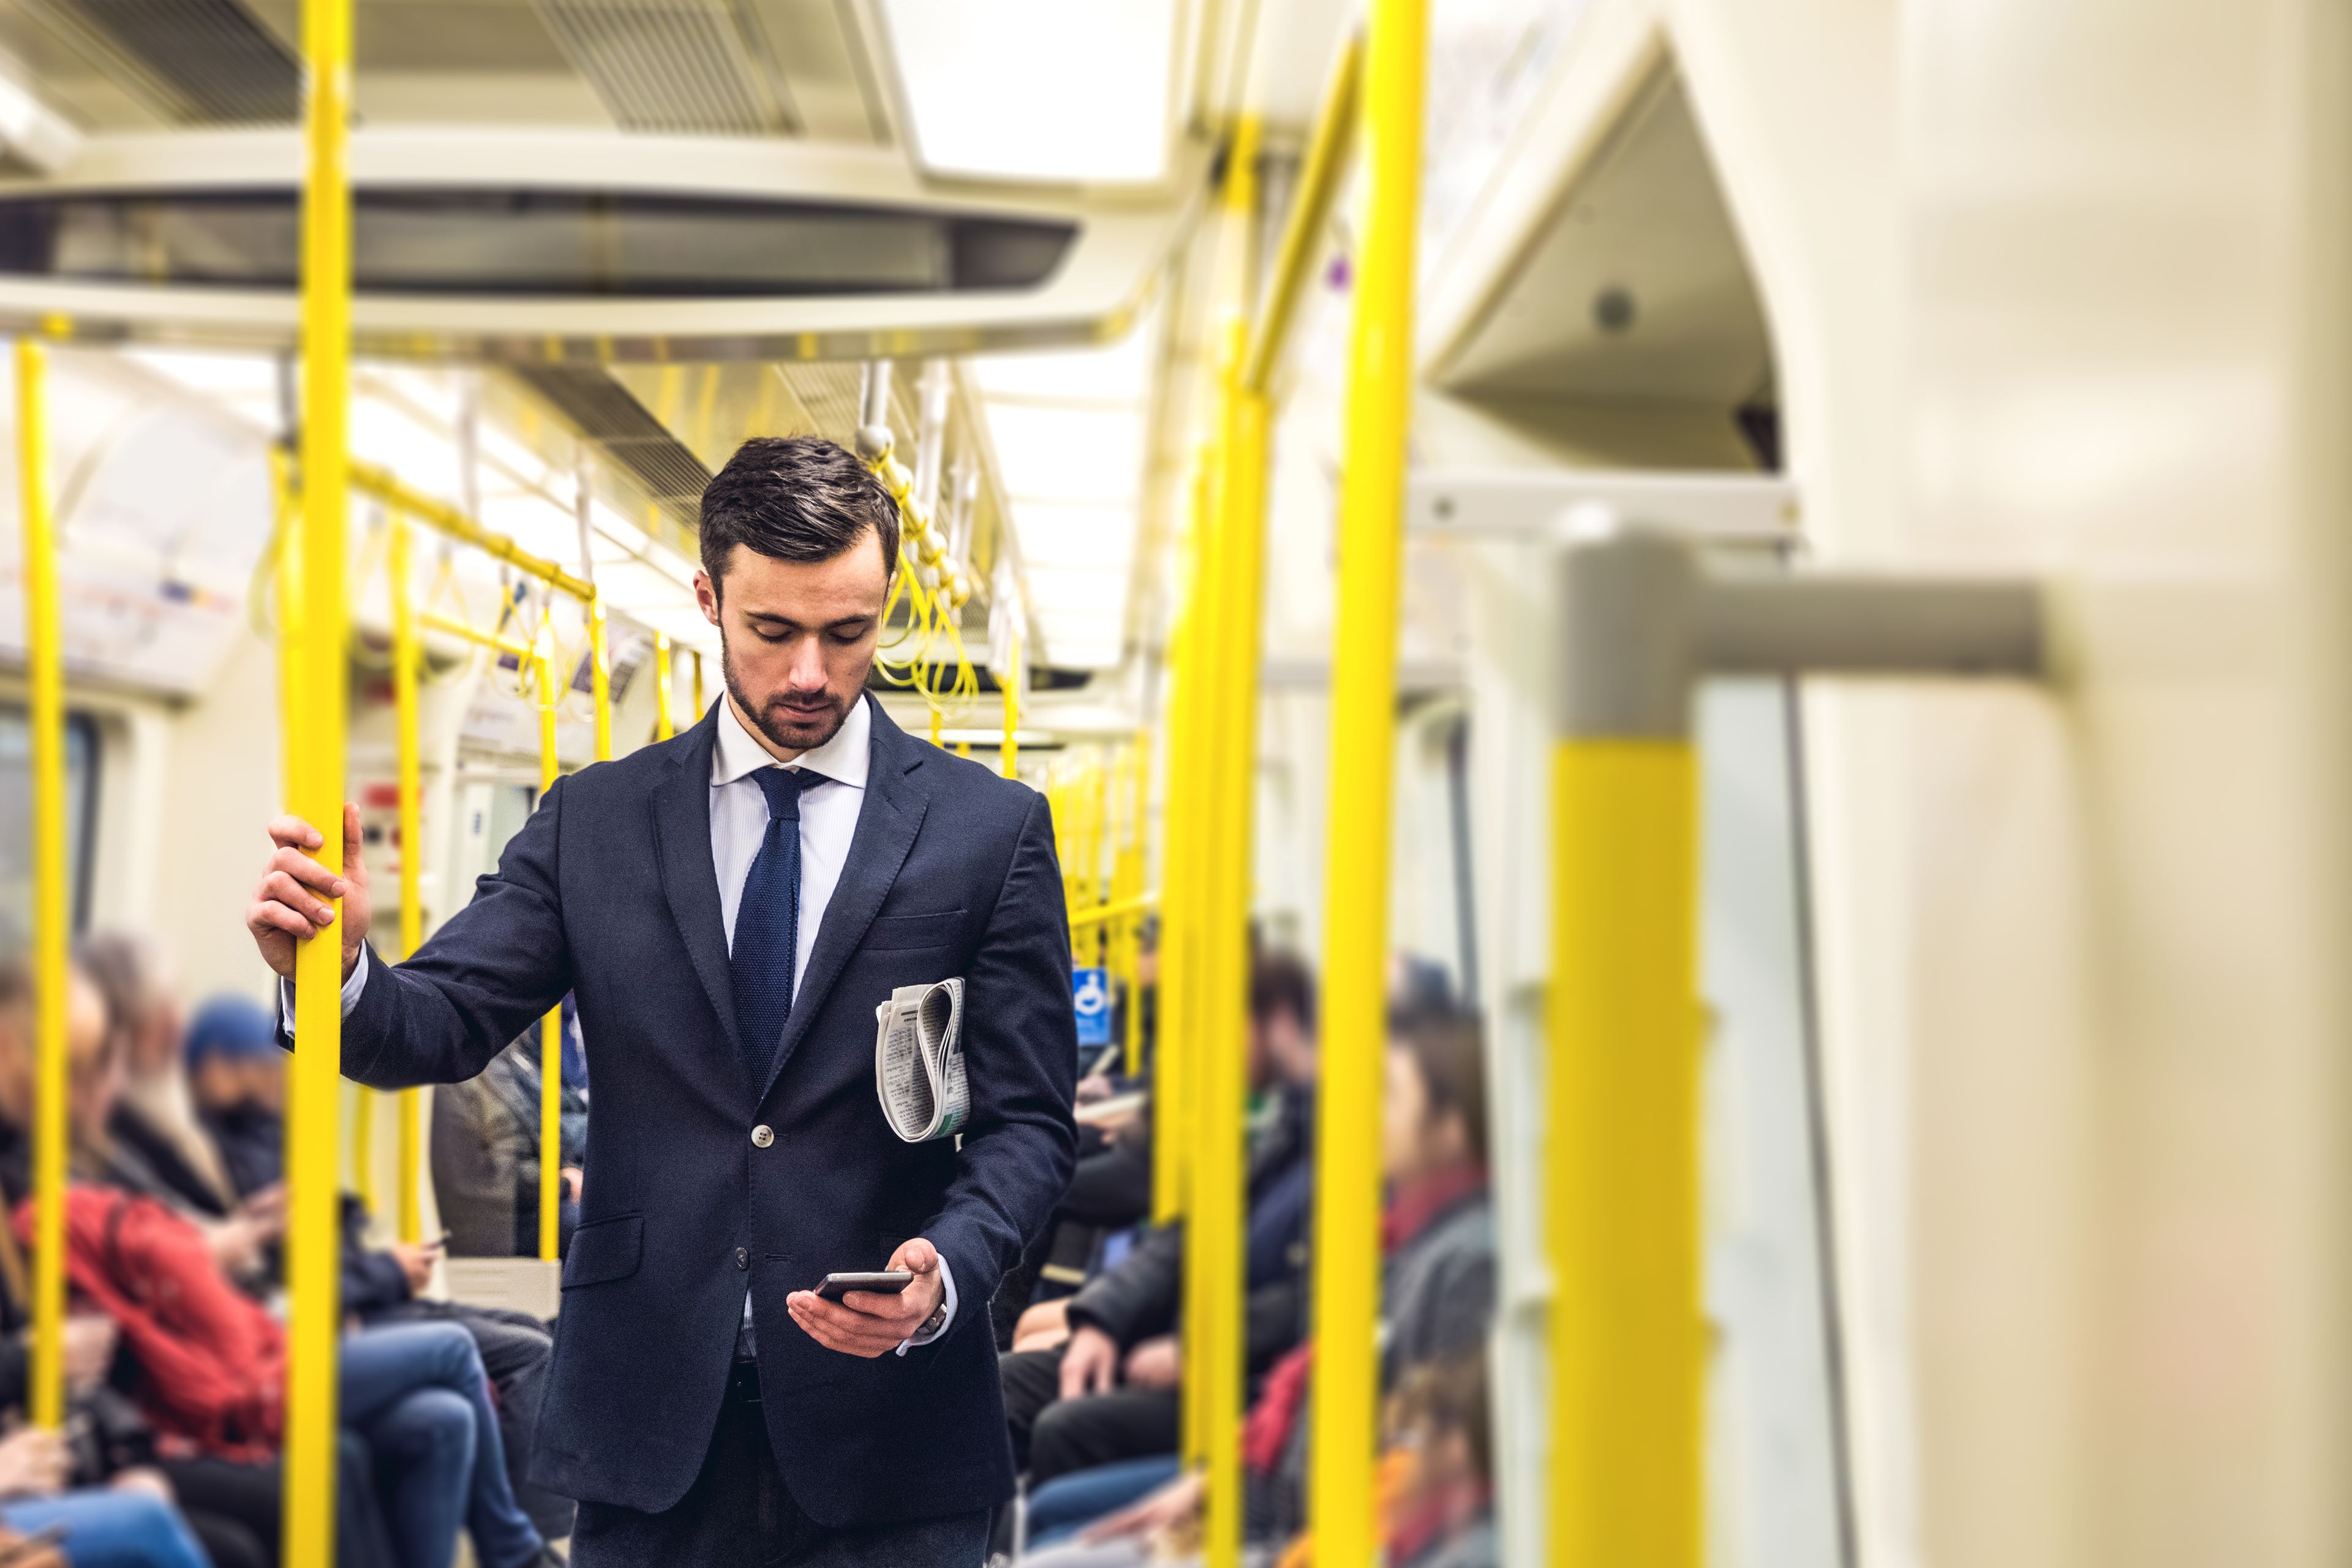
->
<box><xmin>0</xmin><ymin>954</ymin><xmax>554</xmax><ymax>1568</ymax></box>
<box><xmin>999</xmin><ymin>949</ymin><xmax>1318</xmax><ymax>1487</ymax></box>
<box><xmin>1021</xmin><ymin>1006</ymin><xmax>1496</xmax><ymax>1561</ymax></box>
<box><xmin>181</xmin><ymin>996</ymin><xmax>287</xmax><ymax>1206</ymax></box>
<box><xmin>429</xmin><ymin>1009</ymin><xmax>584</xmax><ymax>1259</ymax></box>
<box><xmin>0</xmin><ymin>956</ymin><xmax>314</xmax><ymax>1567</ymax></box>
<box><xmin>75</xmin><ymin>934</ymin><xmax>236</xmax><ymax>1221</ymax></box>
<box><xmin>0</xmin><ymin>1423</ymin><xmax>211</xmax><ymax>1568</ymax></box>
<box><xmin>185</xmin><ymin>994</ymin><xmax>574</xmax><ymax>1542</ymax></box>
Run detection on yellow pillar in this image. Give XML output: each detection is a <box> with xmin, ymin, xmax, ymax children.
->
<box><xmin>535</xmin><ymin>643</ymin><xmax>563</xmax><ymax>1263</ymax></box>
<box><xmin>1000</xmin><ymin>629</ymin><xmax>1021</xmax><ymax>780</ymax></box>
<box><xmin>654</xmin><ymin>631</ymin><xmax>675</xmax><ymax>742</ymax></box>
<box><xmin>589</xmin><ymin>592</ymin><xmax>611</xmax><ymax>761</ymax></box>
<box><xmin>1154</xmin><ymin>458</ymin><xmax>1215</xmax><ymax>1232</ymax></box>
<box><xmin>287</xmin><ymin>0</ymin><xmax>353</xmax><ymax>1555</ymax></box>
<box><xmin>15</xmin><ymin>337</ymin><xmax>66</xmax><ymax>1431</ymax></box>
<box><xmin>1116</xmin><ymin>734</ymin><xmax>1150</xmax><ymax>1079</ymax></box>
<box><xmin>389</xmin><ymin>518</ymin><xmax>424</xmax><ymax>1244</ymax></box>
<box><xmin>692</xmin><ymin>649</ymin><xmax>706</xmax><ymax>721</ymax></box>
<box><xmin>272</xmin><ymin>447</ymin><xmax>301</xmax><ymax>809</ymax></box>
<box><xmin>1548</xmin><ymin>742</ymin><xmax>1701</xmax><ymax>1568</ymax></box>
<box><xmin>1308</xmin><ymin>0</ymin><xmax>1426</xmax><ymax>1560</ymax></box>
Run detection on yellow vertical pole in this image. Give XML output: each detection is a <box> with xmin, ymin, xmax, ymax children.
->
<box><xmin>1119</xmin><ymin>733</ymin><xmax>1150</xmax><ymax>1079</ymax></box>
<box><xmin>1550</xmin><ymin>744</ymin><xmax>1700</xmax><ymax>1568</ymax></box>
<box><xmin>1000</xmin><ymin>630</ymin><xmax>1021</xmax><ymax>779</ymax></box>
<box><xmin>389</xmin><ymin>518</ymin><xmax>424</xmax><ymax>1245</ymax></box>
<box><xmin>16</xmin><ymin>337</ymin><xmax>66</xmax><ymax>1431</ymax></box>
<box><xmin>288</xmin><ymin>0</ymin><xmax>353</xmax><ymax>1554</ymax></box>
<box><xmin>1309</xmin><ymin>0</ymin><xmax>1425</xmax><ymax>1560</ymax></box>
<box><xmin>273</xmin><ymin>448</ymin><xmax>302</xmax><ymax>808</ymax></box>
<box><xmin>1202</xmin><ymin>382</ymin><xmax>1270</xmax><ymax>1568</ymax></box>
<box><xmin>1186</xmin><ymin>107</ymin><xmax>1264</xmax><ymax>1564</ymax></box>
<box><xmin>653</xmin><ymin>632</ymin><xmax>675</xmax><ymax>742</ymax></box>
<box><xmin>589</xmin><ymin>595</ymin><xmax>611</xmax><ymax>761</ymax></box>
<box><xmin>535</xmin><ymin>644</ymin><xmax>563</xmax><ymax>1263</ymax></box>
<box><xmin>691</xmin><ymin>649</ymin><xmax>706</xmax><ymax>721</ymax></box>
<box><xmin>1153</xmin><ymin>456</ymin><xmax>1215</xmax><ymax>1232</ymax></box>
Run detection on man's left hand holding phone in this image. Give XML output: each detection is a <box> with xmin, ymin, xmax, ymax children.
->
<box><xmin>787</xmin><ymin>1237</ymin><xmax>946</xmax><ymax>1358</ymax></box>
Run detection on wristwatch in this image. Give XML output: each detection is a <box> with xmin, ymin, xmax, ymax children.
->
<box><xmin>916</xmin><ymin>1300</ymin><xmax>949</xmax><ymax>1339</ymax></box>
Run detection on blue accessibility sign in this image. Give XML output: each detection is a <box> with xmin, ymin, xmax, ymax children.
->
<box><xmin>1072</xmin><ymin>967</ymin><xmax>1113</xmax><ymax>1047</ymax></box>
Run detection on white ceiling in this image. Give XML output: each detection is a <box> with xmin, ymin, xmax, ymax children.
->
<box><xmin>973</xmin><ymin>315</ymin><xmax>1158</xmax><ymax>669</ymax></box>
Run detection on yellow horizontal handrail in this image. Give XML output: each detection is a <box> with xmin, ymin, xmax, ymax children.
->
<box><xmin>350</xmin><ymin>459</ymin><xmax>597</xmax><ymax>605</ymax></box>
<box><xmin>419</xmin><ymin>609</ymin><xmax>533</xmax><ymax>662</ymax></box>
<box><xmin>1242</xmin><ymin>33</ymin><xmax>1363</xmax><ymax>396</ymax></box>
<box><xmin>1069</xmin><ymin>892</ymin><xmax>1158</xmax><ymax>931</ymax></box>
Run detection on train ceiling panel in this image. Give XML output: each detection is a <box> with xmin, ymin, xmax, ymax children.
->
<box><xmin>529</xmin><ymin>0</ymin><xmax>795</xmax><ymax>136</ymax></box>
<box><xmin>0</xmin><ymin>0</ymin><xmax>889</xmax><ymax>137</ymax></box>
<box><xmin>1425</xmin><ymin>66</ymin><xmax>1774</xmax><ymax>409</ymax></box>
<box><xmin>502</xmin><ymin>354</ymin><xmax>1015</xmax><ymax>632</ymax></box>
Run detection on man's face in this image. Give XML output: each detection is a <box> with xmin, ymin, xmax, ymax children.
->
<box><xmin>696</xmin><ymin>535</ymin><xmax>891</xmax><ymax>757</ymax></box>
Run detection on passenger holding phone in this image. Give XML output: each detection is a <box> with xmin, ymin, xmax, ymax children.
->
<box><xmin>249</xmin><ymin>437</ymin><xmax>1079</xmax><ymax>1568</ymax></box>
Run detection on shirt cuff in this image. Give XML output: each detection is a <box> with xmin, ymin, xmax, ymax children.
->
<box><xmin>278</xmin><ymin>944</ymin><xmax>369</xmax><ymax>1036</ymax></box>
<box><xmin>897</xmin><ymin>1255</ymin><xmax>956</xmax><ymax>1355</ymax></box>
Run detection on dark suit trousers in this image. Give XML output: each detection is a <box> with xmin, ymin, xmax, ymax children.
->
<box><xmin>570</xmin><ymin>1363</ymin><xmax>989</xmax><ymax>1568</ymax></box>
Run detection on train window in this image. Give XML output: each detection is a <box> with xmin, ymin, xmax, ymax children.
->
<box><xmin>0</xmin><ymin>708</ymin><xmax>99</xmax><ymax>943</ymax></box>
<box><xmin>0</xmin><ymin>189</ymin><xmax>1078</xmax><ymax>298</ymax></box>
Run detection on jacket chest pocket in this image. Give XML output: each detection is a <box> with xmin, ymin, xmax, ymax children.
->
<box><xmin>865</xmin><ymin>909</ymin><xmax>965</xmax><ymax>951</ymax></box>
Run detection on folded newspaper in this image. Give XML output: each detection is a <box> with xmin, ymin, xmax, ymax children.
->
<box><xmin>873</xmin><ymin>978</ymin><xmax>968</xmax><ymax>1142</ymax></box>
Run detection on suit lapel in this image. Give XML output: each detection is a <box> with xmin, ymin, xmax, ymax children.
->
<box><xmin>759</xmin><ymin>698</ymin><xmax>930</xmax><ymax>1102</ymax></box>
<box><xmin>651</xmin><ymin>710</ymin><xmax>745</xmax><ymax>1066</ymax></box>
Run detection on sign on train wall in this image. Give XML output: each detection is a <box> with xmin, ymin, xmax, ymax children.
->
<box><xmin>0</xmin><ymin>382</ymin><xmax>270</xmax><ymax>698</ymax></box>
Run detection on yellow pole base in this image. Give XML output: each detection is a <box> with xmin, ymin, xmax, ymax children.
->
<box><xmin>1547</xmin><ymin>739</ymin><xmax>1702</xmax><ymax>1568</ymax></box>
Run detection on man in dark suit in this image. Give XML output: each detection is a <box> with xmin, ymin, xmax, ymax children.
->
<box><xmin>246</xmin><ymin>436</ymin><xmax>1079</xmax><ymax>1566</ymax></box>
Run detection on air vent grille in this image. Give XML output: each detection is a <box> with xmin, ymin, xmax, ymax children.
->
<box><xmin>511</xmin><ymin>364</ymin><xmax>714</xmax><ymax>527</ymax></box>
<box><xmin>29</xmin><ymin>0</ymin><xmax>297</xmax><ymax>123</ymax></box>
<box><xmin>532</xmin><ymin>0</ymin><xmax>791</xmax><ymax>135</ymax></box>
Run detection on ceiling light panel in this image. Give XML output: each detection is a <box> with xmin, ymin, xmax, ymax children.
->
<box><xmin>880</xmin><ymin>0</ymin><xmax>1177</xmax><ymax>184</ymax></box>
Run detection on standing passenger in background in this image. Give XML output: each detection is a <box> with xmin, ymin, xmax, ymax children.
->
<box><xmin>247</xmin><ymin>435</ymin><xmax>1079</xmax><ymax>1568</ymax></box>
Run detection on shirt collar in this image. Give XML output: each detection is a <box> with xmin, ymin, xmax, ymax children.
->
<box><xmin>712</xmin><ymin>691</ymin><xmax>872</xmax><ymax>792</ymax></box>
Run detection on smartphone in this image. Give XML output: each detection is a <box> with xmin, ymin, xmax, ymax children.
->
<box><xmin>814</xmin><ymin>1270</ymin><xmax>913</xmax><ymax>1302</ymax></box>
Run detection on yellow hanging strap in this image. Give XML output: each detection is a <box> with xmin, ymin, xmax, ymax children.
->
<box><xmin>1310</xmin><ymin>2</ymin><xmax>1427</xmax><ymax>1562</ymax></box>
<box><xmin>16</xmin><ymin>336</ymin><xmax>66</xmax><ymax>1433</ymax></box>
<box><xmin>287</xmin><ymin>0</ymin><xmax>354</xmax><ymax>1556</ymax></box>
<box><xmin>859</xmin><ymin>424</ymin><xmax>978</xmax><ymax>736</ymax></box>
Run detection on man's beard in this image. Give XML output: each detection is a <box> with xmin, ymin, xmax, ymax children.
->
<box><xmin>720</xmin><ymin>628</ymin><xmax>853</xmax><ymax>755</ymax></box>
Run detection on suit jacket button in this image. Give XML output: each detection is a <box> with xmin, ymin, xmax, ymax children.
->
<box><xmin>734</xmin><ymin>1246</ymin><xmax>749</xmax><ymax>1270</ymax></box>
<box><xmin>751</xmin><ymin>1125</ymin><xmax>775</xmax><ymax>1148</ymax></box>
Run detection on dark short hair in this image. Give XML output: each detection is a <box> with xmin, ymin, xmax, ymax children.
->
<box><xmin>1250</xmin><ymin>948</ymin><xmax>1317</xmax><ymax>1035</ymax></box>
<box><xmin>698</xmin><ymin>435</ymin><xmax>900</xmax><ymax>589</ymax></box>
<box><xmin>1392</xmin><ymin>1009</ymin><xmax>1488</xmax><ymax>1165</ymax></box>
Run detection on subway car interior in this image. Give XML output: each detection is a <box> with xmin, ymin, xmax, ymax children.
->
<box><xmin>0</xmin><ymin>0</ymin><xmax>2337</xmax><ymax>1566</ymax></box>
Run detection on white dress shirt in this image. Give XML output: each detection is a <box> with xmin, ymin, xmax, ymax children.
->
<box><xmin>290</xmin><ymin>692</ymin><xmax>953</xmax><ymax>1352</ymax></box>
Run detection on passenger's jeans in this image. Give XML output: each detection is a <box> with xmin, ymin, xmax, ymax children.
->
<box><xmin>1023</xmin><ymin>1456</ymin><xmax>1184</xmax><ymax>1549</ymax></box>
<box><xmin>2</xmin><ymin>1488</ymin><xmax>211</xmax><ymax>1568</ymax></box>
<box><xmin>341</xmin><ymin>1321</ymin><xmax>547</xmax><ymax>1568</ymax></box>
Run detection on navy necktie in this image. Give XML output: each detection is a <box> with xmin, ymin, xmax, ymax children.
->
<box><xmin>731</xmin><ymin>766</ymin><xmax>831</xmax><ymax>1095</ymax></box>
